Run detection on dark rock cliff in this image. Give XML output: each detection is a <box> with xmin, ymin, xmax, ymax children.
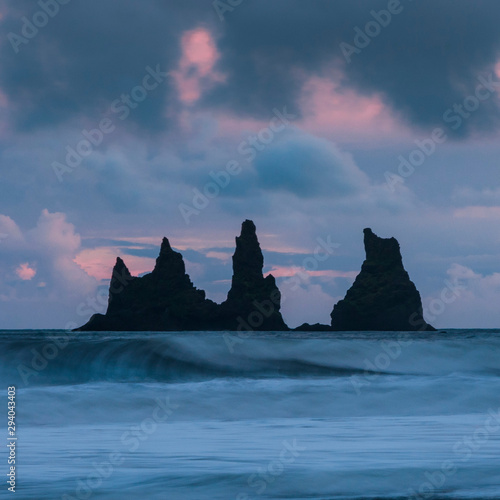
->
<box><xmin>76</xmin><ymin>220</ymin><xmax>287</xmax><ymax>331</ymax></box>
<box><xmin>330</xmin><ymin>228</ymin><xmax>434</xmax><ymax>331</ymax></box>
<box><xmin>218</xmin><ymin>220</ymin><xmax>288</xmax><ymax>331</ymax></box>
<box><xmin>76</xmin><ymin>238</ymin><xmax>218</xmax><ymax>331</ymax></box>
<box><xmin>76</xmin><ymin>224</ymin><xmax>434</xmax><ymax>333</ymax></box>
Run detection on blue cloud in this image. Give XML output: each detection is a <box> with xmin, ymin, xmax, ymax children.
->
<box><xmin>254</xmin><ymin>132</ymin><xmax>368</xmax><ymax>197</ymax></box>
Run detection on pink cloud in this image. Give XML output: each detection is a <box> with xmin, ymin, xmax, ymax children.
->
<box><xmin>171</xmin><ymin>28</ymin><xmax>226</xmax><ymax>105</ymax></box>
<box><xmin>495</xmin><ymin>61</ymin><xmax>500</xmax><ymax>79</ymax></box>
<box><xmin>453</xmin><ymin>206</ymin><xmax>500</xmax><ymax>219</ymax></box>
<box><xmin>0</xmin><ymin>211</ymin><xmax>99</xmax><ymax>327</ymax></box>
<box><xmin>206</xmin><ymin>251</ymin><xmax>232</xmax><ymax>261</ymax></box>
<box><xmin>254</xmin><ymin>234</ymin><xmax>315</xmax><ymax>255</ymax></box>
<box><xmin>191</xmin><ymin>73</ymin><xmax>407</xmax><ymax>146</ymax></box>
<box><xmin>15</xmin><ymin>263</ymin><xmax>36</xmax><ymax>281</ymax></box>
<box><xmin>27</xmin><ymin>210</ymin><xmax>97</xmax><ymax>295</ymax></box>
<box><xmin>265</xmin><ymin>265</ymin><xmax>358</xmax><ymax>280</ymax></box>
<box><xmin>102</xmin><ymin>235</ymin><xmax>315</xmax><ymax>256</ymax></box>
<box><xmin>106</xmin><ymin>235</ymin><xmax>236</xmax><ymax>252</ymax></box>
<box><xmin>169</xmin><ymin>236</ymin><xmax>234</xmax><ymax>251</ymax></box>
<box><xmin>298</xmin><ymin>75</ymin><xmax>404</xmax><ymax>142</ymax></box>
<box><xmin>74</xmin><ymin>247</ymin><xmax>156</xmax><ymax>281</ymax></box>
<box><xmin>0</xmin><ymin>209</ymin><xmax>95</xmax><ymax>293</ymax></box>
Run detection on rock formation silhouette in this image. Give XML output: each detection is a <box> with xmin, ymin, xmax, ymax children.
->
<box><xmin>76</xmin><ymin>220</ymin><xmax>287</xmax><ymax>331</ymax></box>
<box><xmin>76</xmin><ymin>223</ymin><xmax>434</xmax><ymax>332</ymax></box>
<box><xmin>76</xmin><ymin>238</ymin><xmax>218</xmax><ymax>331</ymax></box>
<box><xmin>217</xmin><ymin>219</ymin><xmax>288</xmax><ymax>331</ymax></box>
<box><xmin>330</xmin><ymin>228</ymin><xmax>435</xmax><ymax>331</ymax></box>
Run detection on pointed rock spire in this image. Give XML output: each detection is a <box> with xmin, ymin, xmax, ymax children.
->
<box><xmin>76</xmin><ymin>237</ymin><xmax>218</xmax><ymax>331</ymax></box>
<box><xmin>227</xmin><ymin>219</ymin><xmax>264</xmax><ymax>300</ymax></box>
<box><xmin>107</xmin><ymin>257</ymin><xmax>134</xmax><ymax>314</ymax></box>
<box><xmin>331</xmin><ymin>228</ymin><xmax>434</xmax><ymax>331</ymax></box>
<box><xmin>112</xmin><ymin>257</ymin><xmax>132</xmax><ymax>283</ymax></box>
<box><xmin>153</xmin><ymin>236</ymin><xmax>186</xmax><ymax>277</ymax></box>
<box><xmin>221</xmin><ymin>220</ymin><xmax>288</xmax><ymax>331</ymax></box>
<box><xmin>160</xmin><ymin>236</ymin><xmax>172</xmax><ymax>252</ymax></box>
<box><xmin>363</xmin><ymin>228</ymin><xmax>403</xmax><ymax>269</ymax></box>
<box><xmin>75</xmin><ymin>222</ymin><xmax>289</xmax><ymax>332</ymax></box>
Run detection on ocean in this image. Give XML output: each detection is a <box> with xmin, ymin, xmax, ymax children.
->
<box><xmin>1</xmin><ymin>329</ymin><xmax>500</xmax><ymax>500</ymax></box>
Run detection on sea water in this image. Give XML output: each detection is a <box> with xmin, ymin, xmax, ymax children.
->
<box><xmin>1</xmin><ymin>330</ymin><xmax>500</xmax><ymax>500</ymax></box>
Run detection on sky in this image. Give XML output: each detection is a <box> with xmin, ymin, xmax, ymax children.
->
<box><xmin>1</xmin><ymin>0</ymin><xmax>500</xmax><ymax>329</ymax></box>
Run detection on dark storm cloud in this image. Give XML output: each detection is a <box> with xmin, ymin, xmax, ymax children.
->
<box><xmin>206</xmin><ymin>0</ymin><xmax>500</xmax><ymax>137</ymax></box>
<box><xmin>0</xmin><ymin>0</ymin><xmax>217</xmax><ymax>131</ymax></box>
<box><xmin>3</xmin><ymin>0</ymin><xmax>500</xmax><ymax>137</ymax></box>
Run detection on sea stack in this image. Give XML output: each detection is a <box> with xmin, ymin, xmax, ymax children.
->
<box><xmin>330</xmin><ymin>228</ymin><xmax>434</xmax><ymax>331</ymax></box>
<box><xmin>76</xmin><ymin>220</ymin><xmax>288</xmax><ymax>332</ymax></box>
<box><xmin>76</xmin><ymin>237</ymin><xmax>218</xmax><ymax>331</ymax></box>
<box><xmin>218</xmin><ymin>220</ymin><xmax>288</xmax><ymax>331</ymax></box>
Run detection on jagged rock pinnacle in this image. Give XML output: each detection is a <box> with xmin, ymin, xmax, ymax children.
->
<box><xmin>153</xmin><ymin>237</ymin><xmax>186</xmax><ymax>277</ymax></box>
<box><xmin>75</xmin><ymin>221</ymin><xmax>288</xmax><ymax>332</ymax></box>
<box><xmin>331</xmin><ymin>229</ymin><xmax>434</xmax><ymax>331</ymax></box>
<box><xmin>228</xmin><ymin>220</ymin><xmax>264</xmax><ymax>298</ymax></box>
<box><xmin>160</xmin><ymin>237</ymin><xmax>172</xmax><ymax>252</ymax></box>
<box><xmin>363</xmin><ymin>228</ymin><xmax>403</xmax><ymax>269</ymax></box>
<box><xmin>219</xmin><ymin>220</ymin><xmax>288</xmax><ymax>331</ymax></box>
<box><xmin>76</xmin><ymin>236</ymin><xmax>217</xmax><ymax>331</ymax></box>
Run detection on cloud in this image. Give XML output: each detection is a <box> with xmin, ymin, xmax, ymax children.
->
<box><xmin>424</xmin><ymin>263</ymin><xmax>500</xmax><ymax>328</ymax></box>
<box><xmin>15</xmin><ymin>262</ymin><xmax>36</xmax><ymax>281</ymax></box>
<box><xmin>452</xmin><ymin>186</ymin><xmax>500</xmax><ymax>206</ymax></box>
<box><xmin>3</xmin><ymin>1</ymin><xmax>500</xmax><ymax>137</ymax></box>
<box><xmin>267</xmin><ymin>266</ymin><xmax>358</xmax><ymax>280</ymax></box>
<box><xmin>0</xmin><ymin>214</ymin><xmax>23</xmax><ymax>241</ymax></box>
<box><xmin>254</xmin><ymin>132</ymin><xmax>369</xmax><ymax>197</ymax></box>
<box><xmin>200</xmin><ymin>0</ymin><xmax>500</xmax><ymax>137</ymax></box>
<box><xmin>74</xmin><ymin>247</ymin><xmax>155</xmax><ymax>281</ymax></box>
<box><xmin>279</xmin><ymin>281</ymin><xmax>342</xmax><ymax>328</ymax></box>
<box><xmin>250</xmin><ymin>130</ymin><xmax>415</xmax><ymax>215</ymax></box>
<box><xmin>453</xmin><ymin>206</ymin><xmax>500</xmax><ymax>219</ymax></box>
<box><xmin>171</xmin><ymin>27</ymin><xmax>226</xmax><ymax>105</ymax></box>
<box><xmin>297</xmin><ymin>75</ymin><xmax>402</xmax><ymax>142</ymax></box>
<box><xmin>0</xmin><ymin>210</ymin><xmax>98</xmax><ymax>328</ymax></box>
<box><xmin>0</xmin><ymin>0</ymin><xmax>213</xmax><ymax>132</ymax></box>
<box><xmin>2</xmin><ymin>1</ymin><xmax>500</xmax><ymax>330</ymax></box>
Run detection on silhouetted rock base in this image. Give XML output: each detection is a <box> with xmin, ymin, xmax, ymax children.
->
<box><xmin>294</xmin><ymin>323</ymin><xmax>332</xmax><ymax>332</ymax></box>
<box><xmin>330</xmin><ymin>228</ymin><xmax>435</xmax><ymax>332</ymax></box>
<box><xmin>76</xmin><ymin>220</ymin><xmax>288</xmax><ymax>332</ymax></box>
